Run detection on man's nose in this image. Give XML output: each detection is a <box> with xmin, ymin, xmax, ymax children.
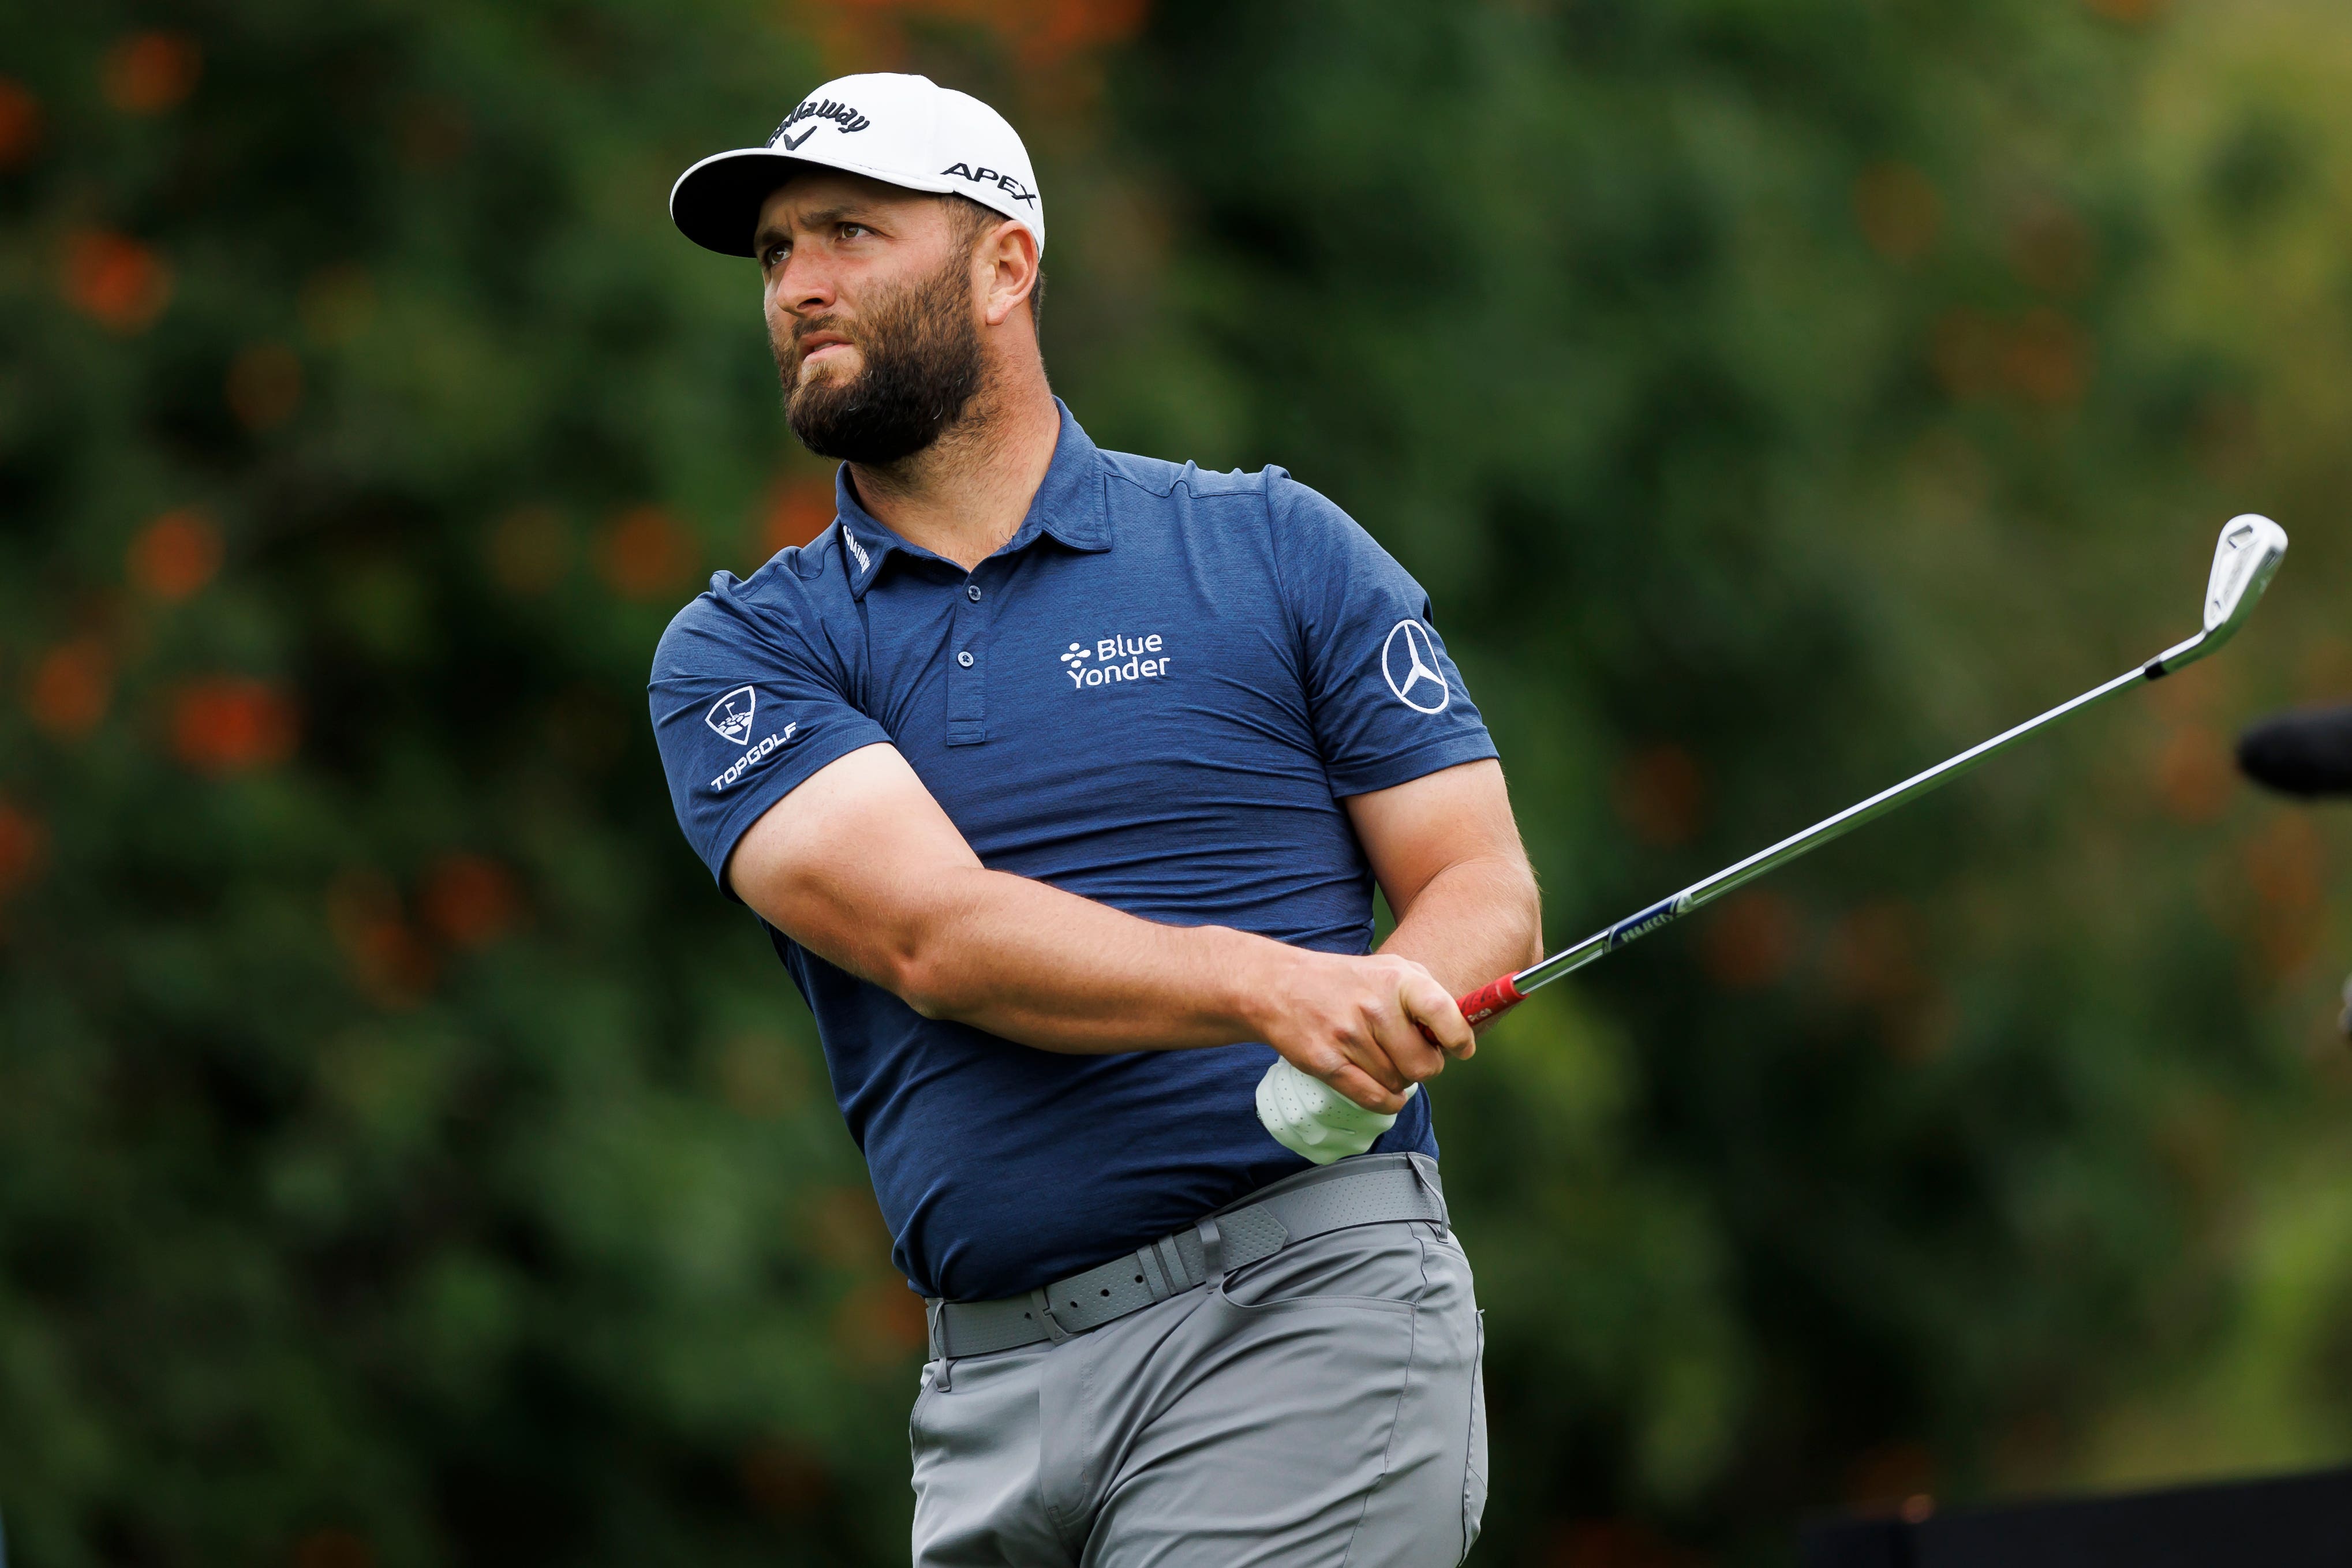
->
<box><xmin>772</xmin><ymin>249</ymin><xmax>836</xmax><ymax>316</ymax></box>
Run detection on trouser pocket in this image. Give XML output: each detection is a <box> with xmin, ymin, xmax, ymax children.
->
<box><xmin>1461</xmin><ymin>1308</ymin><xmax>1488</xmax><ymax>1562</ymax></box>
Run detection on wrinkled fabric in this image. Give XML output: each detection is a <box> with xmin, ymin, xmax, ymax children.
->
<box><xmin>911</xmin><ymin>1219</ymin><xmax>1488</xmax><ymax>1567</ymax></box>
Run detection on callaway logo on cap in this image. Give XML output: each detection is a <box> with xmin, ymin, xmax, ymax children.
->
<box><xmin>669</xmin><ymin>72</ymin><xmax>1045</xmax><ymax>259</ymax></box>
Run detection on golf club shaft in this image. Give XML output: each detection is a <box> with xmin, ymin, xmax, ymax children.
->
<box><xmin>1258</xmin><ymin>515</ymin><xmax>2280</xmax><ymax>1165</ymax></box>
<box><xmin>1450</xmin><ymin>649</ymin><xmax>2189</xmax><ymax>1026</ymax></box>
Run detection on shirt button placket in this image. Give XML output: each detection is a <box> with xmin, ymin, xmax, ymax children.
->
<box><xmin>946</xmin><ymin>570</ymin><xmax>989</xmax><ymax>746</ymax></box>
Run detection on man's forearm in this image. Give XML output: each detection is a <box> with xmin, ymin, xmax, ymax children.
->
<box><xmin>1374</xmin><ymin>855</ymin><xmax>1543</xmax><ymax>1001</ymax></box>
<box><xmin>865</xmin><ymin>865</ymin><xmax>1287</xmax><ymax>1053</ymax></box>
<box><xmin>731</xmin><ymin>743</ymin><xmax>1463</xmax><ymax>1098</ymax></box>
<box><xmin>869</xmin><ymin>862</ymin><xmax>1470</xmax><ymax>1108</ymax></box>
<box><xmin>892</xmin><ymin>851</ymin><xmax>1537</xmax><ymax>1061</ymax></box>
<box><xmin>734</xmin><ymin>747</ymin><xmax>1469</xmax><ymax>1105</ymax></box>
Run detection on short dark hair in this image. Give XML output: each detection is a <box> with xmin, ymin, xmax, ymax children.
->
<box><xmin>945</xmin><ymin>194</ymin><xmax>1044</xmax><ymax>327</ymax></box>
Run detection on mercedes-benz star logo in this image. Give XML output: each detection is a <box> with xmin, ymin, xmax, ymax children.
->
<box><xmin>1380</xmin><ymin>620</ymin><xmax>1450</xmax><ymax>714</ymax></box>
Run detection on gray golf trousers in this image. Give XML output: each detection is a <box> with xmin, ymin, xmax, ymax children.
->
<box><xmin>909</xmin><ymin>1217</ymin><xmax>1488</xmax><ymax>1566</ymax></box>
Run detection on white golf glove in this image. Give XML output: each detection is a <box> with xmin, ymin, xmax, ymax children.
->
<box><xmin>1255</xmin><ymin>1058</ymin><xmax>1417</xmax><ymax>1166</ymax></box>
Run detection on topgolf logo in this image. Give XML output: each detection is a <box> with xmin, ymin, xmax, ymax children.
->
<box><xmin>706</xmin><ymin>686</ymin><xmax>759</xmax><ymax>744</ymax></box>
<box><xmin>702</xmin><ymin>684</ymin><xmax>799</xmax><ymax>789</ymax></box>
<box><xmin>1380</xmin><ymin>620</ymin><xmax>1450</xmax><ymax>714</ymax></box>
<box><xmin>711</xmin><ymin>721</ymin><xmax>798</xmax><ymax>790</ymax></box>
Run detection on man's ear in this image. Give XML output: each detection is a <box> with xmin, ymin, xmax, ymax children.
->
<box><xmin>977</xmin><ymin>220</ymin><xmax>1041</xmax><ymax>327</ymax></box>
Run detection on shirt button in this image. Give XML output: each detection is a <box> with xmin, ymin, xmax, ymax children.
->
<box><xmin>966</xmin><ymin>584</ymin><xmax>982</xmax><ymax>601</ymax></box>
<box><xmin>957</xmin><ymin>651</ymin><xmax>974</xmax><ymax>668</ymax></box>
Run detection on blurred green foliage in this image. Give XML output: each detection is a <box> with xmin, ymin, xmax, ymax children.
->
<box><xmin>2</xmin><ymin>1</ymin><xmax>2349</xmax><ymax>1565</ymax></box>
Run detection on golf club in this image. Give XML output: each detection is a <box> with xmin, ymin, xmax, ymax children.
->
<box><xmin>1260</xmin><ymin>514</ymin><xmax>2291</xmax><ymax>1163</ymax></box>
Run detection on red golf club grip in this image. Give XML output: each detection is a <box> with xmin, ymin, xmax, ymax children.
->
<box><xmin>1456</xmin><ymin>975</ymin><xmax>1526</xmax><ymax>1025</ymax></box>
<box><xmin>1414</xmin><ymin>974</ymin><xmax>1527</xmax><ymax>1047</ymax></box>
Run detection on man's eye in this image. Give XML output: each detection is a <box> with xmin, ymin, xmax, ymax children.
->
<box><xmin>839</xmin><ymin>223</ymin><xmax>869</xmax><ymax>239</ymax></box>
<box><xmin>761</xmin><ymin>245</ymin><xmax>788</xmax><ymax>268</ymax></box>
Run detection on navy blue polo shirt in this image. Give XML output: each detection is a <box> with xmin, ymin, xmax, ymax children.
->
<box><xmin>649</xmin><ymin>402</ymin><xmax>1497</xmax><ymax>1301</ymax></box>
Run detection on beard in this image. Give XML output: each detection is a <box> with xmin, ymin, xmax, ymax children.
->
<box><xmin>777</xmin><ymin>252</ymin><xmax>985</xmax><ymax>465</ymax></box>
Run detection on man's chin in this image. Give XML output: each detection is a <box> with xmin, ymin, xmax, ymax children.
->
<box><xmin>795</xmin><ymin>349</ymin><xmax>862</xmax><ymax>387</ymax></box>
<box><xmin>786</xmin><ymin>369</ymin><xmax>859</xmax><ymax>420</ymax></box>
<box><xmin>786</xmin><ymin>372</ymin><xmax>855</xmax><ymax>417</ymax></box>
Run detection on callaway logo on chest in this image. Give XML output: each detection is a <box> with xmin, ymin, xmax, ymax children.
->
<box><xmin>1059</xmin><ymin>633</ymin><xmax>1170</xmax><ymax>689</ymax></box>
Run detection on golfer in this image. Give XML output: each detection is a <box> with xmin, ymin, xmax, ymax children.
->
<box><xmin>652</xmin><ymin>73</ymin><xmax>1541</xmax><ymax>1566</ymax></box>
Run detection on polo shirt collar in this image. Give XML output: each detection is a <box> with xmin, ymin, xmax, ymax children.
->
<box><xmin>831</xmin><ymin>399</ymin><xmax>1111</xmax><ymax>599</ymax></box>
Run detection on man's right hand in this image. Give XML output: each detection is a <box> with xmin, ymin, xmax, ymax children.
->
<box><xmin>1243</xmin><ymin>949</ymin><xmax>1474</xmax><ymax>1115</ymax></box>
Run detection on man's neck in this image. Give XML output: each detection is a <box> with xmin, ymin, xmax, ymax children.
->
<box><xmin>845</xmin><ymin>373</ymin><xmax>1062</xmax><ymax>572</ymax></box>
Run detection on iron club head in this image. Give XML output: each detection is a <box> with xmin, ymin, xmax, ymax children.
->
<box><xmin>2203</xmin><ymin>514</ymin><xmax>2290</xmax><ymax>639</ymax></box>
<box><xmin>2149</xmin><ymin>514</ymin><xmax>2289</xmax><ymax>676</ymax></box>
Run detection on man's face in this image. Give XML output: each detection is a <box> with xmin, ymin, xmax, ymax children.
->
<box><xmin>754</xmin><ymin>171</ymin><xmax>985</xmax><ymax>465</ymax></box>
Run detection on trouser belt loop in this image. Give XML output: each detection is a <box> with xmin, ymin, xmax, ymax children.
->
<box><xmin>1408</xmin><ymin>1152</ymin><xmax>1450</xmax><ymax>1239</ymax></box>
<box><xmin>1136</xmin><ymin>1235</ymin><xmax>1181</xmax><ymax>1301</ymax></box>
<box><xmin>1194</xmin><ymin>1215</ymin><xmax>1224</xmax><ymax>1281</ymax></box>
<box><xmin>1027</xmin><ymin>1286</ymin><xmax>1072</xmax><ymax>1344</ymax></box>
<box><xmin>1157</xmin><ymin>1234</ymin><xmax>1193</xmax><ymax>1292</ymax></box>
<box><xmin>1134</xmin><ymin>1244</ymin><xmax>1168</xmax><ymax>1303</ymax></box>
<box><xmin>923</xmin><ymin>1298</ymin><xmax>955</xmax><ymax>1390</ymax></box>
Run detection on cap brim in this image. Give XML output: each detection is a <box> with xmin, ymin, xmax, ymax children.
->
<box><xmin>670</xmin><ymin>146</ymin><xmax>981</xmax><ymax>257</ymax></box>
<box><xmin>670</xmin><ymin>148</ymin><xmax>812</xmax><ymax>257</ymax></box>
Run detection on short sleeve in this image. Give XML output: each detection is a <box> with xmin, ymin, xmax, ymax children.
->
<box><xmin>1267</xmin><ymin>471</ymin><xmax>1499</xmax><ymax>796</ymax></box>
<box><xmin>648</xmin><ymin>572</ymin><xmax>894</xmax><ymax>895</ymax></box>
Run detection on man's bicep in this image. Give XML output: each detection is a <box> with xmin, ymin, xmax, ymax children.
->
<box><xmin>727</xmin><ymin>742</ymin><xmax>985</xmax><ymax>986</ymax></box>
<box><xmin>1343</xmin><ymin>759</ymin><xmax>1530</xmax><ymax>915</ymax></box>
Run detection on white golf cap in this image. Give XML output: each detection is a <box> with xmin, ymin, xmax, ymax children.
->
<box><xmin>670</xmin><ymin>73</ymin><xmax>1044</xmax><ymax>259</ymax></box>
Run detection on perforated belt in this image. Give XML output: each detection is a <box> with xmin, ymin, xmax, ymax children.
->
<box><xmin>923</xmin><ymin>1152</ymin><xmax>1448</xmax><ymax>1361</ymax></box>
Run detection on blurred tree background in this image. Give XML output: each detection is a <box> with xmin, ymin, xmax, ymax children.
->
<box><xmin>3</xmin><ymin>0</ymin><xmax>2350</xmax><ymax>1563</ymax></box>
